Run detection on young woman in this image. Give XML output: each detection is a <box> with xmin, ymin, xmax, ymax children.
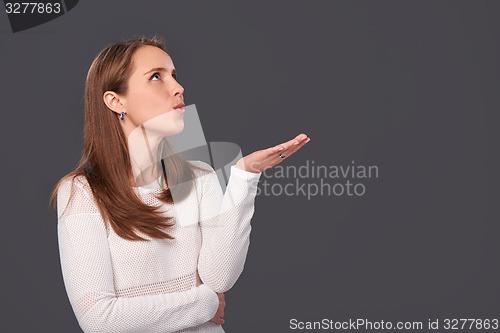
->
<box><xmin>50</xmin><ymin>35</ymin><xmax>310</xmax><ymax>333</ymax></box>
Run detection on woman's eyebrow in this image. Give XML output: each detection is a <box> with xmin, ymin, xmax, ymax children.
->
<box><xmin>143</xmin><ymin>67</ymin><xmax>176</xmax><ymax>75</ymax></box>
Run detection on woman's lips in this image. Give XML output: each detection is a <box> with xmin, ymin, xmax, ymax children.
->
<box><xmin>174</xmin><ymin>102</ymin><xmax>185</xmax><ymax>109</ymax></box>
<box><xmin>172</xmin><ymin>101</ymin><xmax>185</xmax><ymax>113</ymax></box>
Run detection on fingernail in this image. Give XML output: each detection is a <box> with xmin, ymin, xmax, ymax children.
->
<box><xmin>293</xmin><ymin>141</ymin><xmax>299</xmax><ymax>145</ymax></box>
<box><xmin>278</xmin><ymin>147</ymin><xmax>284</xmax><ymax>151</ymax></box>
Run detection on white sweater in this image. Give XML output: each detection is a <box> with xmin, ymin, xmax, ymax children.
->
<box><xmin>56</xmin><ymin>160</ymin><xmax>262</xmax><ymax>333</ymax></box>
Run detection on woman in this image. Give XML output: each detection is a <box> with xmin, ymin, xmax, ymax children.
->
<box><xmin>50</xmin><ymin>35</ymin><xmax>310</xmax><ymax>333</ymax></box>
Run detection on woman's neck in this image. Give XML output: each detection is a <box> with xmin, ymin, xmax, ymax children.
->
<box><xmin>127</xmin><ymin>124</ymin><xmax>164</xmax><ymax>187</ymax></box>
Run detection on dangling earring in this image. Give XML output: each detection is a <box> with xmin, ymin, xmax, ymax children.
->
<box><xmin>120</xmin><ymin>111</ymin><xmax>125</xmax><ymax>121</ymax></box>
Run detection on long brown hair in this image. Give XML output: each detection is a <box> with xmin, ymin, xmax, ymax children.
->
<box><xmin>49</xmin><ymin>35</ymin><xmax>204</xmax><ymax>241</ymax></box>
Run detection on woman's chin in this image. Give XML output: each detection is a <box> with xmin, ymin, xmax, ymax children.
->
<box><xmin>143</xmin><ymin>117</ymin><xmax>184</xmax><ymax>137</ymax></box>
<box><xmin>174</xmin><ymin>120</ymin><xmax>184</xmax><ymax>133</ymax></box>
<box><xmin>160</xmin><ymin>122</ymin><xmax>184</xmax><ymax>137</ymax></box>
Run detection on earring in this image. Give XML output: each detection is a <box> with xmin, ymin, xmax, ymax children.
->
<box><xmin>120</xmin><ymin>111</ymin><xmax>125</xmax><ymax>121</ymax></box>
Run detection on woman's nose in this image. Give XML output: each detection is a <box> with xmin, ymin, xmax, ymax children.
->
<box><xmin>173</xmin><ymin>82</ymin><xmax>184</xmax><ymax>98</ymax></box>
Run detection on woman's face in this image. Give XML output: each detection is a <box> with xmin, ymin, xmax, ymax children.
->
<box><xmin>114</xmin><ymin>45</ymin><xmax>186</xmax><ymax>137</ymax></box>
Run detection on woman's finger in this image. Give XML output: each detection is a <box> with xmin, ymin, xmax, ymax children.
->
<box><xmin>273</xmin><ymin>137</ymin><xmax>310</xmax><ymax>161</ymax></box>
<box><xmin>278</xmin><ymin>135</ymin><xmax>309</xmax><ymax>154</ymax></box>
<box><xmin>271</xmin><ymin>134</ymin><xmax>308</xmax><ymax>154</ymax></box>
<box><xmin>284</xmin><ymin>134</ymin><xmax>308</xmax><ymax>150</ymax></box>
<box><xmin>285</xmin><ymin>136</ymin><xmax>310</xmax><ymax>156</ymax></box>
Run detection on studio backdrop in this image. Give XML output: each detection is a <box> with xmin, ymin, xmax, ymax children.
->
<box><xmin>0</xmin><ymin>1</ymin><xmax>499</xmax><ymax>332</ymax></box>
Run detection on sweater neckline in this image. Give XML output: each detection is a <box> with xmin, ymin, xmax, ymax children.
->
<box><xmin>134</xmin><ymin>176</ymin><xmax>163</xmax><ymax>194</ymax></box>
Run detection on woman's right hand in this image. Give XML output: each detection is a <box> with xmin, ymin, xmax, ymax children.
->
<box><xmin>209</xmin><ymin>293</ymin><xmax>226</xmax><ymax>325</ymax></box>
<box><xmin>196</xmin><ymin>271</ymin><xmax>226</xmax><ymax>325</ymax></box>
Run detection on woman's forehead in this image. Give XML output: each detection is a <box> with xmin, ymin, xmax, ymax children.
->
<box><xmin>132</xmin><ymin>45</ymin><xmax>174</xmax><ymax>73</ymax></box>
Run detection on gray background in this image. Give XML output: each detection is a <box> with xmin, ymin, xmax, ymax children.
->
<box><xmin>1</xmin><ymin>1</ymin><xmax>499</xmax><ymax>332</ymax></box>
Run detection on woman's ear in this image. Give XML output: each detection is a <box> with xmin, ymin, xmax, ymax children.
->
<box><xmin>103</xmin><ymin>91</ymin><xmax>125</xmax><ymax>115</ymax></box>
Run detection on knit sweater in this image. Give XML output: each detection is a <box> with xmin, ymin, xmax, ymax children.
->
<box><xmin>56</xmin><ymin>160</ymin><xmax>262</xmax><ymax>333</ymax></box>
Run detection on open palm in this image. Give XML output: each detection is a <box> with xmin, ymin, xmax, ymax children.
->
<box><xmin>235</xmin><ymin>133</ymin><xmax>311</xmax><ymax>173</ymax></box>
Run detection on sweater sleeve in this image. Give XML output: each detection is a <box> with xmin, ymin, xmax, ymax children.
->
<box><xmin>194</xmin><ymin>161</ymin><xmax>262</xmax><ymax>293</ymax></box>
<box><xmin>56</xmin><ymin>177</ymin><xmax>220</xmax><ymax>333</ymax></box>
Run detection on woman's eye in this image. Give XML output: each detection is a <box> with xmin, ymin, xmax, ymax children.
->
<box><xmin>150</xmin><ymin>72</ymin><xmax>177</xmax><ymax>81</ymax></box>
<box><xmin>150</xmin><ymin>72</ymin><xmax>161</xmax><ymax>81</ymax></box>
